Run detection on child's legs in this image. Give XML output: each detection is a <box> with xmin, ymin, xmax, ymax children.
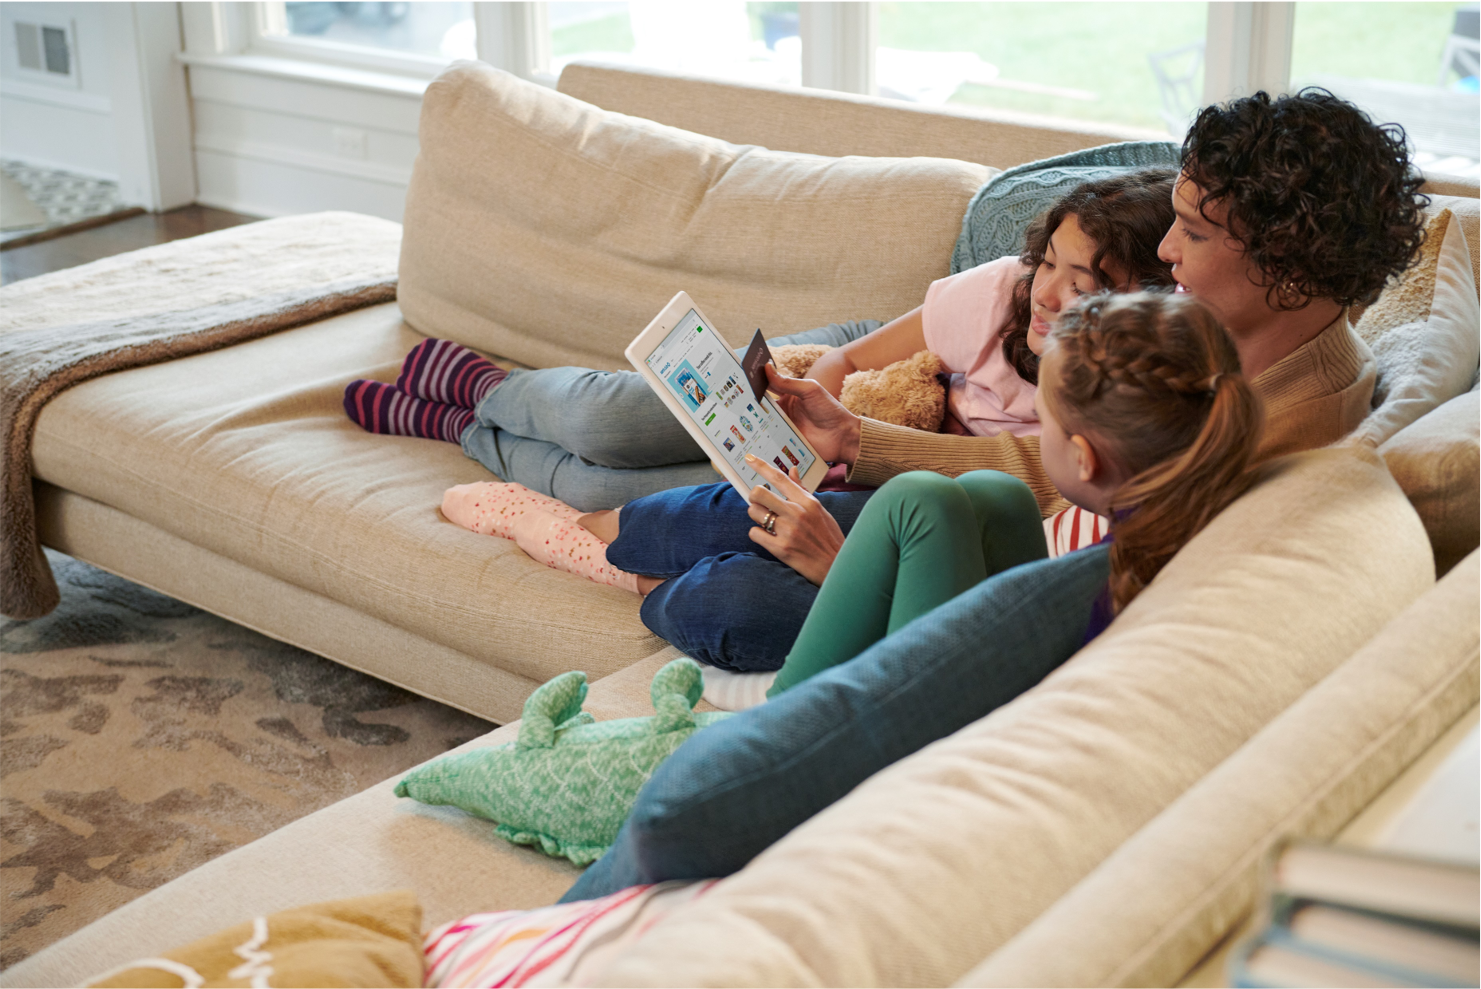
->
<box><xmin>954</xmin><ymin>470</ymin><xmax>1050</xmax><ymax>574</ymax></box>
<box><xmin>471</xmin><ymin>321</ymin><xmax>883</xmax><ymax>471</ymax></box>
<box><xmin>608</xmin><ymin>485</ymin><xmax>876</xmax><ymax>578</ymax></box>
<box><xmin>475</xmin><ymin>367</ymin><xmax>706</xmax><ymax>470</ymax></box>
<box><xmin>772</xmin><ymin>471</ymin><xmax>990</xmax><ymax>694</ymax></box>
<box><xmin>459</xmin><ymin>424</ymin><xmax>718</xmax><ymax>513</ymax></box>
<box><xmin>638</xmin><ymin>553</ymin><xmax>820</xmax><ymax>672</ymax></box>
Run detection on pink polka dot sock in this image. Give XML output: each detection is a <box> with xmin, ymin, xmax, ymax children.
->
<box><xmin>396</xmin><ymin>338</ymin><xmax>507</xmax><ymax>408</ymax></box>
<box><xmin>511</xmin><ymin>509</ymin><xmax>640</xmax><ymax>593</ymax></box>
<box><xmin>441</xmin><ymin>482</ymin><xmax>584</xmax><ymax>539</ymax></box>
<box><xmin>343</xmin><ymin>379</ymin><xmax>473</xmax><ymax>443</ymax></box>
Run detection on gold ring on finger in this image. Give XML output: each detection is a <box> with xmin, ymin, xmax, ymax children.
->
<box><xmin>762</xmin><ymin>510</ymin><xmax>778</xmax><ymax>535</ymax></box>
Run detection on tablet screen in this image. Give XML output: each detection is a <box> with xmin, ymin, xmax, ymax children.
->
<box><xmin>645</xmin><ymin>308</ymin><xmax>817</xmax><ymax>491</ymax></box>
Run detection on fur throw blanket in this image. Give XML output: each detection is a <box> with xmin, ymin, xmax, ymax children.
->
<box><xmin>0</xmin><ymin>212</ymin><xmax>401</xmax><ymax>619</ymax></box>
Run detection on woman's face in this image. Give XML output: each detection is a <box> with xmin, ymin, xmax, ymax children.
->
<box><xmin>1157</xmin><ymin>175</ymin><xmax>1270</xmax><ymax>336</ymax></box>
<box><xmin>1029</xmin><ymin>215</ymin><xmax>1123</xmax><ymax>357</ymax></box>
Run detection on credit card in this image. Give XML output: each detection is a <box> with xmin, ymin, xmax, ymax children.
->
<box><xmin>742</xmin><ymin>328</ymin><xmax>773</xmax><ymax>404</ymax></box>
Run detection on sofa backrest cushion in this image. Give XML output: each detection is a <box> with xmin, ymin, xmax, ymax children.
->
<box><xmin>1353</xmin><ymin>209</ymin><xmax>1480</xmax><ymax>447</ymax></box>
<box><xmin>588</xmin><ymin>446</ymin><xmax>1434</xmax><ymax>988</ymax></box>
<box><xmin>1381</xmin><ymin>387</ymin><xmax>1480</xmax><ymax>578</ymax></box>
<box><xmin>398</xmin><ymin>63</ymin><xmax>992</xmax><ymax>371</ymax></box>
<box><xmin>555</xmin><ymin>61</ymin><xmax>1164</xmax><ymax>171</ymax></box>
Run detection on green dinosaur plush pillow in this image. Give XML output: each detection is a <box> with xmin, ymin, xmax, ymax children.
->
<box><xmin>395</xmin><ymin>658</ymin><xmax>730</xmax><ymax>865</ymax></box>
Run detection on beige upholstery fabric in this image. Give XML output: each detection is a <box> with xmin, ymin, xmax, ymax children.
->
<box><xmin>1381</xmin><ymin>389</ymin><xmax>1481</xmax><ymax>578</ymax></box>
<box><xmin>959</xmin><ymin>551</ymin><xmax>1479</xmax><ymax>988</ymax></box>
<box><xmin>35</xmin><ymin>486</ymin><xmax>544</xmax><ymax>723</ymax></box>
<box><xmin>2</xmin><ymin>650</ymin><xmax>686</xmax><ymax>989</ymax></box>
<box><xmin>590</xmin><ymin>447</ymin><xmax>1434</xmax><ymax>988</ymax></box>
<box><xmin>1430</xmin><ymin>195</ymin><xmax>1481</xmax><ymax>293</ymax></box>
<box><xmin>397</xmin><ymin>63</ymin><xmax>991</xmax><ymax>372</ymax></box>
<box><xmin>556</xmin><ymin>61</ymin><xmax>1163</xmax><ymax>170</ymax></box>
<box><xmin>30</xmin><ymin>303</ymin><xmax>663</xmax><ymax>711</ymax></box>
<box><xmin>1352</xmin><ymin>211</ymin><xmax>1480</xmax><ymax>447</ymax></box>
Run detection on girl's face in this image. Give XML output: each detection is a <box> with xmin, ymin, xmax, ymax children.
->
<box><xmin>1029</xmin><ymin>215</ymin><xmax>1123</xmax><ymax>356</ymax></box>
<box><xmin>1156</xmin><ymin>175</ymin><xmax>1270</xmax><ymax>336</ymax></box>
<box><xmin>1033</xmin><ymin>341</ymin><xmax>1120</xmax><ymax>516</ymax></box>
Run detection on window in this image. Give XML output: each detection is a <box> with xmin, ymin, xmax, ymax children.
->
<box><xmin>874</xmin><ymin>2</ymin><xmax>1208</xmax><ymax>134</ymax></box>
<box><xmin>1289</xmin><ymin>1</ymin><xmax>1479</xmax><ymax>175</ymax></box>
<box><xmin>256</xmin><ymin>2</ymin><xmax>475</xmax><ymax>73</ymax></box>
<box><xmin>548</xmin><ymin>1</ymin><xmax>801</xmax><ymax>87</ymax></box>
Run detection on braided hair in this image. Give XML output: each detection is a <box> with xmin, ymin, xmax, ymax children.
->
<box><xmin>1000</xmin><ymin>169</ymin><xmax>1179</xmax><ymax>385</ymax></box>
<box><xmin>1044</xmin><ymin>291</ymin><xmax>1264</xmax><ymax>611</ymax></box>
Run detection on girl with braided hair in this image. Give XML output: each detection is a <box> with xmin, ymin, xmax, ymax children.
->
<box><xmin>752</xmin><ymin>289</ymin><xmax>1262</xmax><ymax>698</ymax></box>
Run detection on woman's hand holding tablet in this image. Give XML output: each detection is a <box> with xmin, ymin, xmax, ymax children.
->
<box><xmin>743</xmin><ymin>454</ymin><xmax>846</xmax><ymax>587</ymax></box>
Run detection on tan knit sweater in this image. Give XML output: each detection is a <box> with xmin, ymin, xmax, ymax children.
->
<box><xmin>847</xmin><ymin>314</ymin><xmax>1375</xmax><ymax>516</ymax></box>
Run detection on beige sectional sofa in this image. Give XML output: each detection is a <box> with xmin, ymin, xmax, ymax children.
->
<box><xmin>4</xmin><ymin>63</ymin><xmax>1478</xmax><ymax>986</ymax></box>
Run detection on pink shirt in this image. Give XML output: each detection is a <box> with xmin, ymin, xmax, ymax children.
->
<box><xmin>921</xmin><ymin>255</ymin><xmax>1040</xmax><ymax>438</ymax></box>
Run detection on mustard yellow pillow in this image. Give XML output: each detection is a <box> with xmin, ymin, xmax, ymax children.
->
<box><xmin>85</xmin><ymin>890</ymin><xmax>423</xmax><ymax>988</ymax></box>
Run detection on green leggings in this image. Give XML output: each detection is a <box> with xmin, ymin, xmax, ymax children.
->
<box><xmin>767</xmin><ymin>470</ymin><xmax>1049</xmax><ymax>697</ymax></box>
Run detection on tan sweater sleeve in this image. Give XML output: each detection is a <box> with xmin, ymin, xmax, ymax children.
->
<box><xmin>847</xmin><ymin>417</ymin><xmax>1071</xmax><ymax>516</ymax></box>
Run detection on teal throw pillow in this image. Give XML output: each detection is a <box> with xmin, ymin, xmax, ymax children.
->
<box><xmin>395</xmin><ymin>658</ymin><xmax>731</xmax><ymax>865</ymax></box>
<box><xmin>951</xmin><ymin>140</ymin><xmax>1181</xmax><ymax>274</ymax></box>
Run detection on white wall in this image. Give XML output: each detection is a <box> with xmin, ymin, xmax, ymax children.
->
<box><xmin>182</xmin><ymin>56</ymin><xmax>422</xmax><ymax>221</ymax></box>
<box><xmin>0</xmin><ymin>2</ymin><xmax>120</xmax><ymax>178</ymax></box>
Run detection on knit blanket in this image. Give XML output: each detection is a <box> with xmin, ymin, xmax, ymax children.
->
<box><xmin>951</xmin><ymin>140</ymin><xmax>1182</xmax><ymax>273</ymax></box>
<box><xmin>0</xmin><ymin>212</ymin><xmax>402</xmax><ymax>619</ymax></box>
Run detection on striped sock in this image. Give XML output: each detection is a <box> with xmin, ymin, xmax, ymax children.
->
<box><xmin>343</xmin><ymin>380</ymin><xmax>473</xmax><ymax>443</ymax></box>
<box><xmin>396</xmin><ymin>339</ymin><xmax>507</xmax><ymax>408</ymax></box>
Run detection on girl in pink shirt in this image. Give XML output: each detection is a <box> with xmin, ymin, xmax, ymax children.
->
<box><xmin>803</xmin><ymin>168</ymin><xmax>1179</xmax><ymax>440</ymax></box>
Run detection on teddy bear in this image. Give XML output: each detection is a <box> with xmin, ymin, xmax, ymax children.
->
<box><xmin>771</xmin><ymin>344</ymin><xmax>948</xmax><ymax>432</ymax></box>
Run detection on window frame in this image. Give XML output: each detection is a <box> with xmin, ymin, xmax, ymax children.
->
<box><xmin>246</xmin><ymin>1</ymin><xmax>471</xmax><ymax>79</ymax></box>
<box><xmin>233</xmin><ymin>1</ymin><xmax>1298</xmax><ymax>103</ymax></box>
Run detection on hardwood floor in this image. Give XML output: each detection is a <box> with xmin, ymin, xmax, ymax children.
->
<box><xmin>0</xmin><ymin>204</ymin><xmax>260</xmax><ymax>285</ymax></box>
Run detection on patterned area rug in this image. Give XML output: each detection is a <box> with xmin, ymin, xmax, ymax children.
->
<box><xmin>0</xmin><ymin>550</ymin><xmax>496</xmax><ymax>970</ymax></box>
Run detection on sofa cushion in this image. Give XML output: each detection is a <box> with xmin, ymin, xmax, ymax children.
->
<box><xmin>1353</xmin><ymin>209</ymin><xmax>1480</xmax><ymax>447</ymax></box>
<box><xmin>30</xmin><ymin>303</ymin><xmax>664</xmax><ymax>696</ymax></box>
<box><xmin>397</xmin><ymin>62</ymin><xmax>992</xmax><ymax>372</ymax></box>
<box><xmin>959</xmin><ymin>550</ymin><xmax>1479</xmax><ymax>988</ymax></box>
<box><xmin>587</xmin><ymin>447</ymin><xmax>1434</xmax><ymax>988</ymax></box>
<box><xmin>86</xmin><ymin>891</ymin><xmax>425</xmax><ymax>989</ymax></box>
<box><xmin>556</xmin><ymin>61</ymin><xmax>1164</xmax><ymax>170</ymax></box>
<box><xmin>1380</xmin><ymin>388</ymin><xmax>1481</xmax><ymax>577</ymax></box>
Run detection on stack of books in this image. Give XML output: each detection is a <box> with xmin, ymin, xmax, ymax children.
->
<box><xmin>1232</xmin><ymin>842</ymin><xmax>1480</xmax><ymax>988</ymax></box>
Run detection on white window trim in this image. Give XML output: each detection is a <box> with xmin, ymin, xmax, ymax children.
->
<box><xmin>183</xmin><ymin>2</ymin><xmax>1302</xmax><ymax>109</ymax></box>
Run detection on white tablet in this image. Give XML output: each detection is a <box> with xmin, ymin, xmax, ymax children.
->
<box><xmin>626</xmin><ymin>291</ymin><xmax>829</xmax><ymax>500</ymax></box>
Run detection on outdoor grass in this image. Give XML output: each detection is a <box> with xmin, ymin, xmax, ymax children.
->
<box><xmin>551</xmin><ymin>1</ymin><xmax>1471</xmax><ymax>134</ymax></box>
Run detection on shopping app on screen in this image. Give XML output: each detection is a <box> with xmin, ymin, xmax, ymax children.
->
<box><xmin>647</xmin><ymin>309</ymin><xmax>816</xmax><ymax>491</ymax></box>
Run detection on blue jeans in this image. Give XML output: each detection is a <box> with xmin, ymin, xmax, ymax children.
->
<box><xmin>459</xmin><ymin>320</ymin><xmax>884</xmax><ymax>511</ymax></box>
<box><xmin>607</xmin><ymin>484</ymin><xmax>876</xmax><ymax>672</ymax></box>
<box><xmin>560</xmin><ymin>544</ymin><xmax>1113</xmax><ymax>903</ymax></box>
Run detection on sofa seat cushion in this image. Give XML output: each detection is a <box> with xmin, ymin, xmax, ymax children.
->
<box><xmin>588</xmin><ymin>447</ymin><xmax>1435</xmax><ymax>988</ymax></box>
<box><xmin>30</xmin><ymin>302</ymin><xmax>662</xmax><ymax>687</ymax></box>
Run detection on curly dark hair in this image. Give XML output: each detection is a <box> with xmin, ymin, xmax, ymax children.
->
<box><xmin>1000</xmin><ymin>168</ymin><xmax>1178</xmax><ymax>384</ymax></box>
<box><xmin>1180</xmin><ymin>88</ymin><xmax>1428</xmax><ymax>311</ymax></box>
